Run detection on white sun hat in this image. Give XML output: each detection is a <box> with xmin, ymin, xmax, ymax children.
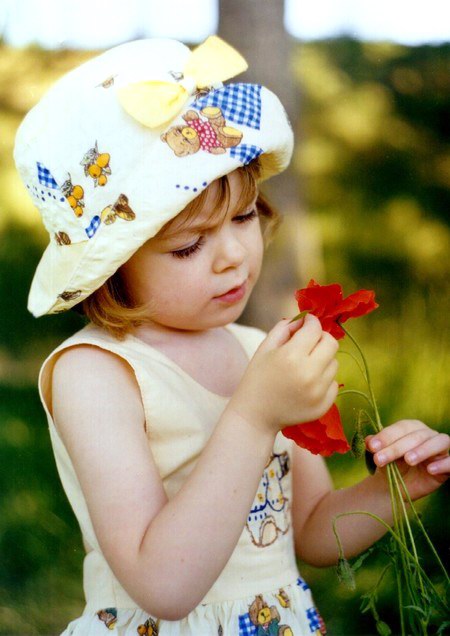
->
<box><xmin>14</xmin><ymin>36</ymin><xmax>294</xmax><ymax>317</ymax></box>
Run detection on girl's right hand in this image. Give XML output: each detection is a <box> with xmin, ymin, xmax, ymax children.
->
<box><xmin>229</xmin><ymin>314</ymin><xmax>339</xmax><ymax>435</ymax></box>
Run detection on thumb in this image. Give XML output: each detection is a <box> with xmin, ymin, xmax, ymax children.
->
<box><xmin>258</xmin><ymin>317</ymin><xmax>305</xmax><ymax>353</ymax></box>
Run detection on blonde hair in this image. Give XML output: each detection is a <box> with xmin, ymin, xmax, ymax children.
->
<box><xmin>75</xmin><ymin>159</ymin><xmax>280</xmax><ymax>340</ymax></box>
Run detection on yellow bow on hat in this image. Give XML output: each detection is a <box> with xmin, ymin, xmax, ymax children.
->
<box><xmin>117</xmin><ymin>36</ymin><xmax>248</xmax><ymax>129</ymax></box>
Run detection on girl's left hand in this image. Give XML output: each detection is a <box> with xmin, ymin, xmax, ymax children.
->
<box><xmin>366</xmin><ymin>420</ymin><xmax>450</xmax><ymax>501</ymax></box>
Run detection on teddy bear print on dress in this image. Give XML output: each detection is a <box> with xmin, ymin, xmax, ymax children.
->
<box><xmin>246</xmin><ymin>452</ymin><xmax>290</xmax><ymax>548</ymax></box>
<box><xmin>161</xmin><ymin>107</ymin><xmax>243</xmax><ymax>157</ymax></box>
<box><xmin>239</xmin><ymin>594</ymin><xmax>293</xmax><ymax>636</ymax></box>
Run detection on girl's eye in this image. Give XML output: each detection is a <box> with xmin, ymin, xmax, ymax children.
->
<box><xmin>234</xmin><ymin>208</ymin><xmax>258</xmax><ymax>223</ymax></box>
<box><xmin>171</xmin><ymin>236</ymin><xmax>205</xmax><ymax>259</ymax></box>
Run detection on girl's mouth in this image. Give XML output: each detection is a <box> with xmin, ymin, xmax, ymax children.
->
<box><xmin>213</xmin><ymin>280</ymin><xmax>247</xmax><ymax>303</ymax></box>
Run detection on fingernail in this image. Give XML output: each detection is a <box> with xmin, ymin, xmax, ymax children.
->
<box><xmin>406</xmin><ymin>451</ymin><xmax>417</xmax><ymax>464</ymax></box>
<box><xmin>428</xmin><ymin>464</ymin><xmax>438</xmax><ymax>474</ymax></box>
<box><xmin>376</xmin><ymin>452</ymin><xmax>386</xmax><ymax>465</ymax></box>
<box><xmin>370</xmin><ymin>439</ymin><xmax>382</xmax><ymax>451</ymax></box>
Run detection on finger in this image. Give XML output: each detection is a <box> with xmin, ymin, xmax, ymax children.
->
<box><xmin>288</xmin><ymin>313</ymin><xmax>323</xmax><ymax>355</ymax></box>
<box><xmin>372</xmin><ymin>428</ymin><xmax>439</xmax><ymax>467</ymax></box>
<box><xmin>309</xmin><ymin>331</ymin><xmax>339</xmax><ymax>367</ymax></box>
<box><xmin>427</xmin><ymin>453</ymin><xmax>450</xmax><ymax>476</ymax></box>
<box><xmin>321</xmin><ymin>380</ymin><xmax>339</xmax><ymax>414</ymax></box>
<box><xmin>402</xmin><ymin>432</ymin><xmax>450</xmax><ymax>466</ymax></box>
<box><xmin>287</xmin><ymin>315</ymin><xmax>307</xmax><ymax>336</ymax></box>
<box><xmin>258</xmin><ymin>319</ymin><xmax>300</xmax><ymax>352</ymax></box>
<box><xmin>319</xmin><ymin>358</ymin><xmax>339</xmax><ymax>387</ymax></box>
<box><xmin>367</xmin><ymin>419</ymin><xmax>428</xmax><ymax>453</ymax></box>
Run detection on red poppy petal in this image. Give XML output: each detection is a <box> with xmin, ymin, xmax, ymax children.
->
<box><xmin>295</xmin><ymin>283</ymin><xmax>343</xmax><ymax>316</ymax></box>
<box><xmin>293</xmin><ymin>283</ymin><xmax>378</xmax><ymax>339</ymax></box>
<box><xmin>337</xmin><ymin>290</ymin><xmax>378</xmax><ymax>323</ymax></box>
<box><xmin>282</xmin><ymin>404</ymin><xmax>350</xmax><ymax>456</ymax></box>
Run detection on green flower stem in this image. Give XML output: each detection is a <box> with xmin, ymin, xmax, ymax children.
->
<box><xmin>392</xmin><ymin>463</ymin><xmax>450</xmax><ymax>583</ymax></box>
<box><xmin>337</xmin><ymin>349</ymin><xmax>368</xmax><ymax>380</ymax></box>
<box><xmin>390</xmin><ymin>471</ymin><xmax>427</xmax><ymax>634</ymax></box>
<box><xmin>388</xmin><ymin>466</ymin><xmax>427</xmax><ymax>601</ymax></box>
<box><xmin>336</xmin><ymin>389</ymin><xmax>374</xmax><ymax>410</ymax></box>
<box><xmin>333</xmin><ymin>511</ymin><xmax>421</xmax><ymax>565</ymax></box>
<box><xmin>359</xmin><ymin>408</ymin><xmax>378</xmax><ymax>431</ymax></box>
<box><xmin>394</xmin><ymin>552</ymin><xmax>406</xmax><ymax>636</ymax></box>
<box><xmin>333</xmin><ymin>511</ymin><xmax>447</xmax><ymax>615</ymax></box>
<box><xmin>338</xmin><ymin>323</ymin><xmax>383</xmax><ymax>432</ymax></box>
<box><xmin>384</xmin><ymin>462</ymin><xmax>418</xmax><ymax>630</ymax></box>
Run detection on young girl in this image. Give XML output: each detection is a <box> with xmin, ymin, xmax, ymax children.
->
<box><xmin>14</xmin><ymin>37</ymin><xmax>449</xmax><ymax>635</ymax></box>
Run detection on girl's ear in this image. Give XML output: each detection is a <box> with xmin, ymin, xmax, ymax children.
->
<box><xmin>160</xmin><ymin>133</ymin><xmax>167</xmax><ymax>142</ymax></box>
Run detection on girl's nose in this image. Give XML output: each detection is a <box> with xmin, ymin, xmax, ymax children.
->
<box><xmin>212</xmin><ymin>229</ymin><xmax>247</xmax><ymax>272</ymax></box>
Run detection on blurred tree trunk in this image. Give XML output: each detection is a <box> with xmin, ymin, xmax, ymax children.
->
<box><xmin>218</xmin><ymin>0</ymin><xmax>296</xmax><ymax>207</ymax></box>
<box><xmin>218</xmin><ymin>0</ymin><xmax>324</xmax><ymax>328</ymax></box>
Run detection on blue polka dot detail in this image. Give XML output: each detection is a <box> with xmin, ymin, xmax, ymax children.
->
<box><xmin>175</xmin><ymin>183</ymin><xmax>207</xmax><ymax>192</ymax></box>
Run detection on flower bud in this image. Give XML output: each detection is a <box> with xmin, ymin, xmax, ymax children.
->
<box><xmin>336</xmin><ymin>557</ymin><xmax>356</xmax><ymax>590</ymax></box>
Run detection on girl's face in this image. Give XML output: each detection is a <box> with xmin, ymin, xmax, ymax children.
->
<box><xmin>119</xmin><ymin>170</ymin><xmax>264</xmax><ymax>332</ymax></box>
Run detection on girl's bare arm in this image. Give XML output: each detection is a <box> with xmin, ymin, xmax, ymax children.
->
<box><xmin>291</xmin><ymin>446</ymin><xmax>392</xmax><ymax>566</ymax></box>
<box><xmin>52</xmin><ymin>315</ymin><xmax>338</xmax><ymax>620</ymax></box>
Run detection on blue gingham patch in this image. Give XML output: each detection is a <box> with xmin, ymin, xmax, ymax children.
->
<box><xmin>238</xmin><ymin>612</ymin><xmax>257</xmax><ymax>636</ymax></box>
<box><xmin>296</xmin><ymin>576</ymin><xmax>310</xmax><ymax>591</ymax></box>
<box><xmin>85</xmin><ymin>215</ymin><xmax>101</xmax><ymax>238</ymax></box>
<box><xmin>230</xmin><ymin>144</ymin><xmax>263</xmax><ymax>165</ymax></box>
<box><xmin>194</xmin><ymin>84</ymin><xmax>262</xmax><ymax>130</ymax></box>
<box><xmin>37</xmin><ymin>162</ymin><xmax>59</xmax><ymax>189</ymax></box>
<box><xmin>306</xmin><ymin>607</ymin><xmax>321</xmax><ymax>632</ymax></box>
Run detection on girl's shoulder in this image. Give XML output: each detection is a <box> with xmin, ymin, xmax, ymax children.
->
<box><xmin>38</xmin><ymin>323</ymin><xmax>141</xmax><ymax>421</ymax></box>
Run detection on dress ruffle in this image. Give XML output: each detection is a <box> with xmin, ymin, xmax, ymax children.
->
<box><xmin>61</xmin><ymin>576</ymin><xmax>327</xmax><ymax>635</ymax></box>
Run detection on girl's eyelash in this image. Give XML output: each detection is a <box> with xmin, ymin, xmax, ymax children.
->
<box><xmin>234</xmin><ymin>208</ymin><xmax>258</xmax><ymax>223</ymax></box>
<box><xmin>171</xmin><ymin>236</ymin><xmax>205</xmax><ymax>259</ymax></box>
<box><xmin>171</xmin><ymin>209</ymin><xmax>258</xmax><ymax>259</ymax></box>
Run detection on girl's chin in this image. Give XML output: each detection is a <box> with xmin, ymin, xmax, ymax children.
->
<box><xmin>170</xmin><ymin>309</ymin><xmax>249</xmax><ymax>332</ymax></box>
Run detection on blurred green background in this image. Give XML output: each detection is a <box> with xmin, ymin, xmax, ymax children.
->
<box><xmin>0</xmin><ymin>39</ymin><xmax>449</xmax><ymax>635</ymax></box>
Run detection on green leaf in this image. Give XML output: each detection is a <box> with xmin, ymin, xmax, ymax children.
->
<box><xmin>403</xmin><ymin>605</ymin><xmax>428</xmax><ymax>618</ymax></box>
<box><xmin>359</xmin><ymin>593</ymin><xmax>373</xmax><ymax>614</ymax></box>
<box><xmin>437</xmin><ymin>621</ymin><xmax>450</xmax><ymax>636</ymax></box>
<box><xmin>365</xmin><ymin>449</ymin><xmax>377</xmax><ymax>475</ymax></box>
<box><xmin>289</xmin><ymin>310</ymin><xmax>309</xmax><ymax>323</ymax></box>
<box><xmin>376</xmin><ymin>621</ymin><xmax>392</xmax><ymax>636</ymax></box>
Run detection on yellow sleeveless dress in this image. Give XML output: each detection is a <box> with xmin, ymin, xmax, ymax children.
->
<box><xmin>38</xmin><ymin>322</ymin><xmax>327</xmax><ymax>635</ymax></box>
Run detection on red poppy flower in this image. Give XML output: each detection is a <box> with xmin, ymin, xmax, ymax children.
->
<box><xmin>282</xmin><ymin>403</ymin><xmax>350</xmax><ymax>456</ymax></box>
<box><xmin>295</xmin><ymin>279</ymin><xmax>378</xmax><ymax>340</ymax></box>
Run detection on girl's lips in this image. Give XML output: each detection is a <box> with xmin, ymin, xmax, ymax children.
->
<box><xmin>214</xmin><ymin>280</ymin><xmax>247</xmax><ymax>303</ymax></box>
